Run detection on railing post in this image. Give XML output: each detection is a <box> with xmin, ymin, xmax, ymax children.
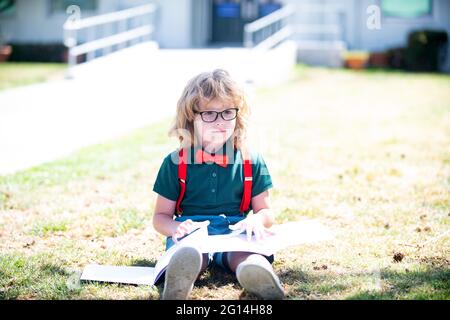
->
<box><xmin>244</xmin><ymin>25</ymin><xmax>253</xmax><ymax>48</ymax></box>
<box><xmin>119</xmin><ymin>19</ymin><xmax>127</xmax><ymax>50</ymax></box>
<box><xmin>87</xmin><ymin>27</ymin><xmax>95</xmax><ymax>61</ymax></box>
<box><xmin>338</xmin><ymin>10</ymin><xmax>346</xmax><ymax>44</ymax></box>
<box><xmin>64</xmin><ymin>27</ymin><xmax>77</xmax><ymax>79</ymax></box>
<box><xmin>67</xmin><ymin>48</ymin><xmax>76</xmax><ymax>79</ymax></box>
<box><xmin>102</xmin><ymin>24</ymin><xmax>112</xmax><ymax>56</ymax></box>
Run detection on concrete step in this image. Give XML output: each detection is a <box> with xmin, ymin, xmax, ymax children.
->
<box><xmin>296</xmin><ymin>40</ymin><xmax>347</xmax><ymax>68</ymax></box>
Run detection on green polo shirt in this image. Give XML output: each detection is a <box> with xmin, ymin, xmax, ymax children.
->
<box><xmin>152</xmin><ymin>144</ymin><xmax>273</xmax><ymax>216</ymax></box>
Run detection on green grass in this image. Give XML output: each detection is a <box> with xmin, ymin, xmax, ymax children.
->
<box><xmin>29</xmin><ymin>219</ymin><xmax>69</xmax><ymax>237</ymax></box>
<box><xmin>0</xmin><ymin>254</ymin><xmax>81</xmax><ymax>299</ymax></box>
<box><xmin>0</xmin><ymin>62</ymin><xmax>66</xmax><ymax>91</ymax></box>
<box><xmin>0</xmin><ymin>65</ymin><xmax>449</xmax><ymax>300</ymax></box>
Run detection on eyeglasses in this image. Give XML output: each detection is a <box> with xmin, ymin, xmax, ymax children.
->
<box><xmin>194</xmin><ymin>108</ymin><xmax>239</xmax><ymax>123</ymax></box>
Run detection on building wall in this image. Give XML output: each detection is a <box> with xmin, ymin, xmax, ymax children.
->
<box><xmin>152</xmin><ymin>0</ymin><xmax>193</xmax><ymax>48</ymax></box>
<box><xmin>284</xmin><ymin>0</ymin><xmax>450</xmax><ymax>70</ymax></box>
<box><xmin>284</xmin><ymin>0</ymin><xmax>450</xmax><ymax>50</ymax></box>
<box><xmin>349</xmin><ymin>0</ymin><xmax>450</xmax><ymax>71</ymax></box>
<box><xmin>191</xmin><ymin>0</ymin><xmax>212</xmax><ymax>47</ymax></box>
<box><xmin>118</xmin><ymin>0</ymin><xmax>153</xmax><ymax>10</ymax></box>
<box><xmin>2</xmin><ymin>0</ymin><xmax>449</xmax><ymax>66</ymax></box>
<box><xmin>352</xmin><ymin>0</ymin><xmax>450</xmax><ymax>52</ymax></box>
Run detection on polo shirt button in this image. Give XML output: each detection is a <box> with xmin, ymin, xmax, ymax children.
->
<box><xmin>212</xmin><ymin>172</ymin><xmax>217</xmax><ymax>178</ymax></box>
<box><xmin>211</xmin><ymin>188</ymin><xmax>215</xmax><ymax>193</ymax></box>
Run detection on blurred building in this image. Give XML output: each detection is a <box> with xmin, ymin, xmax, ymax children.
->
<box><xmin>1</xmin><ymin>0</ymin><xmax>449</xmax><ymax>70</ymax></box>
<box><xmin>0</xmin><ymin>0</ymin><xmax>283</xmax><ymax>48</ymax></box>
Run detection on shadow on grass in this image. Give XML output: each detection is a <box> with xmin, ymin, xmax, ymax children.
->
<box><xmin>40</xmin><ymin>263</ymin><xmax>72</xmax><ymax>277</ymax></box>
<box><xmin>186</xmin><ymin>257</ymin><xmax>449</xmax><ymax>300</ymax></box>
<box><xmin>130</xmin><ymin>258</ymin><xmax>157</xmax><ymax>268</ymax></box>
<box><xmin>152</xmin><ymin>264</ymin><xmax>242</xmax><ymax>299</ymax></box>
<box><xmin>196</xmin><ymin>265</ymin><xmax>238</xmax><ymax>288</ymax></box>
<box><xmin>0</xmin><ymin>258</ymin><xmax>83</xmax><ymax>299</ymax></box>
<box><xmin>2</xmin><ymin>252</ymin><xmax>448</xmax><ymax>299</ymax></box>
<box><xmin>283</xmin><ymin>264</ymin><xmax>449</xmax><ymax>300</ymax></box>
<box><xmin>348</xmin><ymin>267</ymin><xmax>450</xmax><ymax>300</ymax></box>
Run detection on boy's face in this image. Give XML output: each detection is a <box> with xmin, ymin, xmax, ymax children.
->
<box><xmin>194</xmin><ymin>97</ymin><xmax>237</xmax><ymax>150</ymax></box>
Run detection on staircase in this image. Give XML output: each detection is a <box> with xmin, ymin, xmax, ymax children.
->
<box><xmin>292</xmin><ymin>1</ymin><xmax>347</xmax><ymax>67</ymax></box>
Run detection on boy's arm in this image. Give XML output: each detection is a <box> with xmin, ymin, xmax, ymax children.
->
<box><xmin>153</xmin><ymin>194</ymin><xmax>207</xmax><ymax>242</ymax></box>
<box><xmin>251</xmin><ymin>190</ymin><xmax>275</xmax><ymax>228</ymax></box>
<box><xmin>152</xmin><ymin>194</ymin><xmax>181</xmax><ymax>237</ymax></box>
<box><xmin>230</xmin><ymin>190</ymin><xmax>275</xmax><ymax>241</ymax></box>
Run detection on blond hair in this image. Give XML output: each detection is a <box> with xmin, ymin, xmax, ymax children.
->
<box><xmin>169</xmin><ymin>69</ymin><xmax>250</xmax><ymax>150</ymax></box>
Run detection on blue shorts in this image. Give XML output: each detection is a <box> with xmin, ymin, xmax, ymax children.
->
<box><xmin>165</xmin><ymin>214</ymin><xmax>274</xmax><ymax>273</ymax></box>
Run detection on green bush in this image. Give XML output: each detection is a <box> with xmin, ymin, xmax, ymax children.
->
<box><xmin>405</xmin><ymin>29</ymin><xmax>448</xmax><ymax>72</ymax></box>
<box><xmin>9</xmin><ymin>43</ymin><xmax>67</xmax><ymax>62</ymax></box>
<box><xmin>387</xmin><ymin>47</ymin><xmax>407</xmax><ymax>70</ymax></box>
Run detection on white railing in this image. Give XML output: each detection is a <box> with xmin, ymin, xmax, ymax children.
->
<box><xmin>63</xmin><ymin>4</ymin><xmax>157</xmax><ymax>77</ymax></box>
<box><xmin>244</xmin><ymin>4</ymin><xmax>296</xmax><ymax>50</ymax></box>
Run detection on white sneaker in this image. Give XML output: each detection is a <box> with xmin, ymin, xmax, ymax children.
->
<box><xmin>236</xmin><ymin>254</ymin><xmax>285</xmax><ymax>300</ymax></box>
<box><xmin>162</xmin><ymin>246</ymin><xmax>202</xmax><ymax>300</ymax></box>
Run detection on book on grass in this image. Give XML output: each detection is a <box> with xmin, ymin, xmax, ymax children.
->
<box><xmin>80</xmin><ymin>219</ymin><xmax>333</xmax><ymax>286</ymax></box>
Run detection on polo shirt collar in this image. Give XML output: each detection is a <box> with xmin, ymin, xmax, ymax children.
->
<box><xmin>191</xmin><ymin>138</ymin><xmax>236</xmax><ymax>158</ymax></box>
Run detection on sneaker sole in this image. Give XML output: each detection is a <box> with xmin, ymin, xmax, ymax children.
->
<box><xmin>236</xmin><ymin>263</ymin><xmax>284</xmax><ymax>300</ymax></box>
<box><xmin>162</xmin><ymin>246</ymin><xmax>202</xmax><ymax>300</ymax></box>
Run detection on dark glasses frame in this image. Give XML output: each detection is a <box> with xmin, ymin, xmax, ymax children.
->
<box><xmin>194</xmin><ymin>107</ymin><xmax>239</xmax><ymax>123</ymax></box>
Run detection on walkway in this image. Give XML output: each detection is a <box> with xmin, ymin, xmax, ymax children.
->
<box><xmin>0</xmin><ymin>41</ymin><xmax>297</xmax><ymax>175</ymax></box>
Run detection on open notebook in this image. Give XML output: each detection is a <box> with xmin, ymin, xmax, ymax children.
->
<box><xmin>80</xmin><ymin>219</ymin><xmax>334</xmax><ymax>286</ymax></box>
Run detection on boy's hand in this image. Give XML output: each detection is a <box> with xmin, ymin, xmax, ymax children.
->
<box><xmin>172</xmin><ymin>219</ymin><xmax>208</xmax><ymax>243</ymax></box>
<box><xmin>229</xmin><ymin>214</ymin><xmax>275</xmax><ymax>242</ymax></box>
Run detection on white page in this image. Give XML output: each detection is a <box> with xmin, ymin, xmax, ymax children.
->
<box><xmin>203</xmin><ymin>219</ymin><xmax>334</xmax><ymax>255</ymax></box>
<box><xmin>80</xmin><ymin>219</ymin><xmax>333</xmax><ymax>285</ymax></box>
<box><xmin>80</xmin><ymin>226</ymin><xmax>209</xmax><ymax>286</ymax></box>
<box><xmin>80</xmin><ymin>264</ymin><xmax>155</xmax><ymax>286</ymax></box>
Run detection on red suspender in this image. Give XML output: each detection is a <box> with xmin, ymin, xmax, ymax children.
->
<box><xmin>239</xmin><ymin>147</ymin><xmax>253</xmax><ymax>214</ymax></box>
<box><xmin>175</xmin><ymin>146</ymin><xmax>253</xmax><ymax>216</ymax></box>
<box><xmin>175</xmin><ymin>148</ymin><xmax>187</xmax><ymax>216</ymax></box>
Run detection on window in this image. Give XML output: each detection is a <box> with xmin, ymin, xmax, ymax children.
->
<box><xmin>49</xmin><ymin>0</ymin><xmax>98</xmax><ymax>14</ymax></box>
<box><xmin>381</xmin><ymin>0</ymin><xmax>432</xmax><ymax>18</ymax></box>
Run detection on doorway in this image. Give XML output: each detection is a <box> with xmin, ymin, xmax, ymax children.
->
<box><xmin>211</xmin><ymin>0</ymin><xmax>261</xmax><ymax>45</ymax></box>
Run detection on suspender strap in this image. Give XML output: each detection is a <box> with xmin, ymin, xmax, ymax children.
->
<box><xmin>239</xmin><ymin>147</ymin><xmax>253</xmax><ymax>214</ymax></box>
<box><xmin>175</xmin><ymin>148</ymin><xmax>187</xmax><ymax>216</ymax></box>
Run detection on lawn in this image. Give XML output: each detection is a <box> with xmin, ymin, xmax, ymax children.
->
<box><xmin>0</xmin><ymin>65</ymin><xmax>449</xmax><ymax>300</ymax></box>
<box><xmin>0</xmin><ymin>62</ymin><xmax>66</xmax><ymax>91</ymax></box>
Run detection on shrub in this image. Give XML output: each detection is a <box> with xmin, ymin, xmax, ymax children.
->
<box><xmin>405</xmin><ymin>29</ymin><xmax>448</xmax><ymax>72</ymax></box>
<box><xmin>9</xmin><ymin>43</ymin><xmax>67</xmax><ymax>62</ymax></box>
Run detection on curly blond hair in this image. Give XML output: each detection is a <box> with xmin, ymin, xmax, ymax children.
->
<box><xmin>169</xmin><ymin>69</ymin><xmax>250</xmax><ymax>150</ymax></box>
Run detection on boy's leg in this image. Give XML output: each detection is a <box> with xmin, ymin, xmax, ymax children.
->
<box><xmin>200</xmin><ymin>253</ymin><xmax>210</xmax><ymax>273</ymax></box>
<box><xmin>226</xmin><ymin>251</ymin><xmax>253</xmax><ymax>273</ymax></box>
<box><xmin>228</xmin><ymin>252</ymin><xmax>284</xmax><ymax>300</ymax></box>
<box><xmin>162</xmin><ymin>246</ymin><xmax>203</xmax><ymax>300</ymax></box>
